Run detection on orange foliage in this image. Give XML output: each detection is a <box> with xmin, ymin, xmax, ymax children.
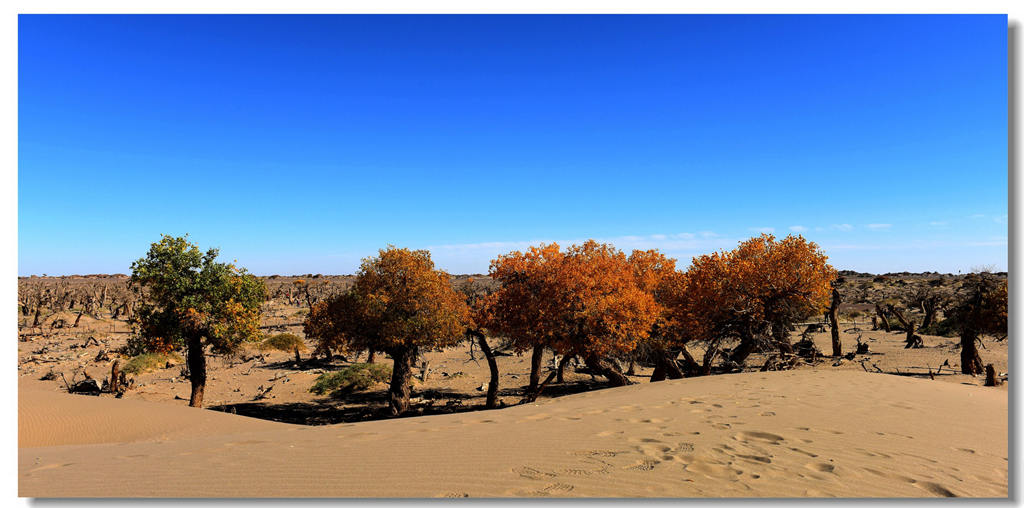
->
<box><xmin>662</xmin><ymin>234</ymin><xmax>836</xmax><ymax>352</ymax></box>
<box><xmin>482</xmin><ymin>240</ymin><xmax>660</xmax><ymax>360</ymax></box>
<box><xmin>478</xmin><ymin>243</ymin><xmax>564</xmax><ymax>353</ymax></box>
<box><xmin>304</xmin><ymin>247</ymin><xmax>470</xmax><ymax>356</ymax></box>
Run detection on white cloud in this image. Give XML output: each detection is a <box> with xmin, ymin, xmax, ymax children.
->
<box><xmin>831</xmin><ymin>224</ymin><xmax>854</xmax><ymax>231</ymax></box>
<box><xmin>929</xmin><ymin>221</ymin><xmax>948</xmax><ymax>227</ymax></box>
<box><xmin>788</xmin><ymin>225</ymin><xmax>807</xmax><ymax>233</ymax></box>
<box><xmin>994</xmin><ymin>214</ymin><xmax>1008</xmax><ymax>224</ymax></box>
<box><xmin>969</xmin><ymin>213</ymin><xmax>986</xmax><ymax>219</ymax></box>
<box><xmin>749</xmin><ymin>227</ymin><xmax>775</xmax><ymax>234</ymax></box>
<box><xmin>866</xmin><ymin>224</ymin><xmax>892</xmax><ymax>231</ymax></box>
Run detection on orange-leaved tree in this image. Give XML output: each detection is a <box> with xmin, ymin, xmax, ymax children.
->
<box><xmin>660</xmin><ymin>234</ymin><xmax>835</xmax><ymax>371</ymax></box>
<box><xmin>724</xmin><ymin>234</ymin><xmax>836</xmax><ymax>362</ymax></box>
<box><xmin>460</xmin><ymin>278</ymin><xmax>501</xmax><ymax>408</ymax></box>
<box><xmin>627</xmin><ymin>249</ymin><xmax>691</xmax><ymax>380</ymax></box>
<box><xmin>303</xmin><ymin>247</ymin><xmax>470</xmax><ymax>415</ymax></box>
<box><xmin>545</xmin><ymin>241</ymin><xmax>660</xmax><ymax>386</ymax></box>
<box><xmin>661</xmin><ymin>249</ymin><xmax>746</xmax><ymax>374</ymax></box>
<box><xmin>479</xmin><ymin>243</ymin><xmax>564</xmax><ymax>394</ymax></box>
<box><xmin>482</xmin><ymin>241</ymin><xmax>660</xmax><ymax>390</ymax></box>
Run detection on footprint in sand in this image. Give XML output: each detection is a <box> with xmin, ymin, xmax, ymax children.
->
<box><xmin>512</xmin><ymin>466</ymin><xmax>557</xmax><ymax>480</ymax></box>
<box><xmin>570</xmin><ymin>449</ymin><xmax>623</xmax><ymax>458</ymax></box>
<box><xmin>805</xmin><ymin>462</ymin><xmax>836</xmax><ymax>473</ymax></box>
<box><xmin>734</xmin><ymin>431</ymin><xmax>785</xmax><ymax>444</ymax></box>
<box><xmin>676</xmin><ymin>442</ymin><xmax>695</xmax><ymax>453</ymax></box>
<box><xmin>528</xmin><ymin>483</ymin><xmax>575</xmax><ymax>496</ymax></box>
<box><xmin>683</xmin><ymin>460</ymin><xmax>742</xmax><ymax>479</ymax></box>
<box><xmin>789</xmin><ymin>447</ymin><xmax>818</xmax><ymax>458</ymax></box>
<box><xmin>623</xmin><ymin>458</ymin><xmax>659</xmax><ymax>471</ymax></box>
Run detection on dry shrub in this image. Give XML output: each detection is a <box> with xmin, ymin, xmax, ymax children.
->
<box><xmin>309</xmin><ymin>363</ymin><xmax>392</xmax><ymax>396</ymax></box>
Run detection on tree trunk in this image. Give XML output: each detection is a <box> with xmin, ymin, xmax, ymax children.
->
<box><xmin>367</xmin><ymin>349</ymin><xmax>376</xmax><ymax>364</ymax></box>
<box><xmin>521</xmin><ymin>370</ymin><xmax>557</xmax><ymax>403</ymax></box>
<box><xmin>528</xmin><ymin>344</ymin><xmax>544</xmax><ymax>394</ymax></box>
<box><xmin>556</xmin><ymin>354</ymin><xmax>573</xmax><ymax>384</ymax></box>
<box><xmin>73</xmin><ymin>310</ymin><xmax>83</xmax><ymax>328</ymax></box>
<box><xmin>730</xmin><ymin>333</ymin><xmax>755</xmax><ymax>363</ymax></box>
<box><xmin>32</xmin><ymin>308</ymin><xmax>40</xmax><ymax>327</ymax></box>
<box><xmin>701</xmin><ymin>344</ymin><xmax>717</xmax><ymax>375</ymax></box>
<box><xmin>904</xmin><ymin>322</ymin><xmax>923</xmax><ymax>348</ymax></box>
<box><xmin>985</xmin><ymin>364</ymin><xmax>1000</xmax><ymax>386</ymax></box>
<box><xmin>888</xmin><ymin>305</ymin><xmax>911</xmax><ymax>330</ymax></box>
<box><xmin>110</xmin><ymin>360</ymin><xmax>120</xmax><ymax>394</ymax></box>
<box><xmin>651</xmin><ymin>349</ymin><xmax>685</xmax><ymax>382</ymax></box>
<box><xmin>960</xmin><ymin>329</ymin><xmax>984</xmax><ymax>375</ymax></box>
<box><xmin>774</xmin><ymin>325</ymin><xmax>794</xmax><ymax>355</ymax></box>
<box><xmin>922</xmin><ymin>302</ymin><xmax>937</xmax><ymax>329</ymax></box>
<box><xmin>650</xmin><ymin>362</ymin><xmax>666</xmax><ymax>382</ymax></box>
<box><xmin>585</xmin><ymin>355</ymin><xmax>632</xmax><ymax>387</ymax></box>
<box><xmin>187</xmin><ymin>335</ymin><xmax>206</xmax><ymax>408</ymax></box>
<box><xmin>294</xmin><ymin>347</ymin><xmax>302</xmax><ymax>364</ymax></box>
<box><xmin>875</xmin><ymin>303</ymin><xmax>891</xmax><ymax>332</ymax></box>
<box><xmin>829</xmin><ymin>288</ymin><xmax>842</xmax><ymax>357</ymax></box>
<box><xmin>470</xmin><ymin>331</ymin><xmax>500</xmax><ymax>408</ymax></box>
<box><xmin>678</xmin><ymin>345</ymin><xmax>700</xmax><ymax>376</ymax></box>
<box><xmin>387</xmin><ymin>347</ymin><xmax>416</xmax><ymax>416</ymax></box>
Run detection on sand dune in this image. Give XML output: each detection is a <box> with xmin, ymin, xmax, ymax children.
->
<box><xmin>19</xmin><ymin>370</ymin><xmax>1006</xmax><ymax>498</ymax></box>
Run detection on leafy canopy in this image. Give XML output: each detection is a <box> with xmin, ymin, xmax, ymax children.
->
<box><xmin>482</xmin><ymin>240</ymin><xmax>660</xmax><ymax>359</ymax></box>
<box><xmin>305</xmin><ymin>246</ymin><xmax>470</xmax><ymax>356</ymax></box>
<box><xmin>662</xmin><ymin>234</ymin><xmax>836</xmax><ymax>348</ymax></box>
<box><xmin>130</xmin><ymin>234</ymin><xmax>267</xmax><ymax>354</ymax></box>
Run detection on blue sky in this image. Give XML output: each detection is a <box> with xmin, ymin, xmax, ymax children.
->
<box><xmin>19</xmin><ymin>14</ymin><xmax>1007</xmax><ymax>276</ymax></box>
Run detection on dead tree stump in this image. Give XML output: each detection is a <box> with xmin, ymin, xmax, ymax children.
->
<box><xmin>828</xmin><ymin>288</ymin><xmax>842</xmax><ymax>356</ymax></box>
<box><xmin>985</xmin><ymin>364</ymin><xmax>1001</xmax><ymax>386</ymax></box>
<box><xmin>110</xmin><ymin>360</ymin><xmax>121</xmax><ymax>393</ymax></box>
<box><xmin>904</xmin><ymin>322</ymin><xmax>924</xmax><ymax>349</ymax></box>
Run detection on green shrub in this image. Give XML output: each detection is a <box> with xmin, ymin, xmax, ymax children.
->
<box><xmin>259</xmin><ymin>333</ymin><xmax>308</xmax><ymax>353</ymax></box>
<box><xmin>919</xmin><ymin>317</ymin><xmax>959</xmax><ymax>337</ymax></box>
<box><xmin>123</xmin><ymin>352</ymin><xmax>184</xmax><ymax>375</ymax></box>
<box><xmin>310</xmin><ymin>363</ymin><xmax>392</xmax><ymax>395</ymax></box>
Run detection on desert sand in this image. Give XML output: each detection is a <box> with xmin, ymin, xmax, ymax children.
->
<box><xmin>20</xmin><ymin>368</ymin><xmax>1007</xmax><ymax>498</ymax></box>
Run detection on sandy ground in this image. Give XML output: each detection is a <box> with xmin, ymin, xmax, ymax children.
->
<box><xmin>20</xmin><ymin>368</ymin><xmax>1007</xmax><ymax>498</ymax></box>
<box><xmin>17</xmin><ymin>298</ymin><xmax>1009</xmax><ymax>498</ymax></box>
<box><xmin>16</xmin><ymin>307</ymin><xmax>1009</xmax><ymax>420</ymax></box>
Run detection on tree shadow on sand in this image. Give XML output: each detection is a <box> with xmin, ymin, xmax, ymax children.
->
<box><xmin>208</xmin><ymin>380</ymin><xmax>619</xmax><ymax>426</ymax></box>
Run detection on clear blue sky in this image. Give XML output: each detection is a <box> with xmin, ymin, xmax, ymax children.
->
<box><xmin>19</xmin><ymin>14</ymin><xmax>1007</xmax><ymax>276</ymax></box>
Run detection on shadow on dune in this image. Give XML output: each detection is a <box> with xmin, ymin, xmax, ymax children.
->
<box><xmin>207</xmin><ymin>380</ymin><xmax>615</xmax><ymax>425</ymax></box>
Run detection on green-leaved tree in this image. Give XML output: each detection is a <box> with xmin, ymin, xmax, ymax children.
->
<box><xmin>130</xmin><ymin>235</ymin><xmax>267</xmax><ymax>407</ymax></box>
